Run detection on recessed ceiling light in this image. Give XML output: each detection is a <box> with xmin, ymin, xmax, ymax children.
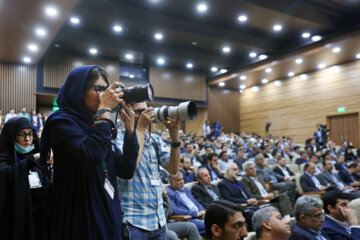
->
<box><xmin>70</xmin><ymin>17</ymin><xmax>80</xmax><ymax>24</ymax></box>
<box><xmin>318</xmin><ymin>63</ymin><xmax>326</xmax><ymax>69</ymax></box>
<box><xmin>197</xmin><ymin>2</ymin><xmax>208</xmax><ymax>13</ymax></box>
<box><xmin>219</xmin><ymin>82</ymin><xmax>225</xmax><ymax>87</ymax></box>
<box><xmin>157</xmin><ymin>57</ymin><xmax>165</xmax><ymax>65</ymax></box>
<box><xmin>219</xmin><ymin>69</ymin><xmax>228</xmax><ymax>74</ymax></box>
<box><xmin>125</xmin><ymin>53</ymin><xmax>134</xmax><ymax>60</ymax></box>
<box><xmin>274</xmin><ymin>80</ymin><xmax>282</xmax><ymax>86</ymax></box>
<box><xmin>192</xmin><ymin>41</ymin><xmax>198</xmax><ymax>45</ymax></box>
<box><xmin>28</xmin><ymin>44</ymin><xmax>38</xmax><ymax>52</ymax></box>
<box><xmin>239</xmin><ymin>89</ymin><xmax>243</xmax><ymax>93</ymax></box>
<box><xmin>240</xmin><ymin>75</ymin><xmax>246</xmax><ymax>80</ymax></box>
<box><xmin>45</xmin><ymin>6</ymin><xmax>58</xmax><ymax>17</ymax></box>
<box><xmin>356</xmin><ymin>53</ymin><xmax>360</xmax><ymax>59</ymax></box>
<box><xmin>154</xmin><ymin>32</ymin><xmax>163</xmax><ymax>40</ymax></box>
<box><xmin>330</xmin><ymin>65</ymin><xmax>340</xmax><ymax>73</ymax></box>
<box><xmin>222</xmin><ymin>46</ymin><xmax>231</xmax><ymax>53</ymax></box>
<box><xmin>302</xmin><ymin>32</ymin><xmax>311</xmax><ymax>38</ymax></box>
<box><xmin>262</xmin><ymin>78</ymin><xmax>268</xmax><ymax>84</ymax></box>
<box><xmin>249</xmin><ymin>52</ymin><xmax>257</xmax><ymax>58</ymax></box>
<box><xmin>211</xmin><ymin>67</ymin><xmax>218</xmax><ymax>72</ymax></box>
<box><xmin>238</xmin><ymin>15</ymin><xmax>247</xmax><ymax>22</ymax></box>
<box><xmin>23</xmin><ymin>57</ymin><xmax>31</xmax><ymax>63</ymax></box>
<box><xmin>113</xmin><ymin>25</ymin><xmax>123</xmax><ymax>33</ymax></box>
<box><xmin>129</xmin><ymin>74</ymin><xmax>135</xmax><ymax>79</ymax></box>
<box><xmin>288</xmin><ymin>71</ymin><xmax>295</xmax><ymax>77</ymax></box>
<box><xmin>273</xmin><ymin>24</ymin><xmax>282</xmax><ymax>31</ymax></box>
<box><xmin>89</xmin><ymin>48</ymin><xmax>98</xmax><ymax>55</ymax></box>
<box><xmin>54</xmin><ymin>44</ymin><xmax>60</xmax><ymax>48</ymax></box>
<box><xmin>312</xmin><ymin>35</ymin><xmax>322</xmax><ymax>42</ymax></box>
<box><xmin>265</xmin><ymin>68</ymin><xmax>272</xmax><ymax>73</ymax></box>
<box><xmin>332</xmin><ymin>47</ymin><xmax>341</xmax><ymax>53</ymax></box>
<box><xmin>252</xmin><ymin>86</ymin><xmax>260</xmax><ymax>92</ymax></box>
<box><xmin>295</xmin><ymin>58</ymin><xmax>303</xmax><ymax>64</ymax></box>
<box><xmin>259</xmin><ymin>54</ymin><xmax>268</xmax><ymax>60</ymax></box>
<box><xmin>240</xmin><ymin>84</ymin><xmax>246</xmax><ymax>89</ymax></box>
<box><xmin>300</xmin><ymin>74</ymin><xmax>308</xmax><ymax>81</ymax></box>
<box><xmin>186</xmin><ymin>62</ymin><xmax>193</xmax><ymax>69</ymax></box>
<box><xmin>35</xmin><ymin>27</ymin><xmax>46</xmax><ymax>37</ymax></box>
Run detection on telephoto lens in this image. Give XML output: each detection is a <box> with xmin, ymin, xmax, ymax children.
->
<box><xmin>118</xmin><ymin>83</ymin><xmax>154</xmax><ymax>103</ymax></box>
<box><xmin>153</xmin><ymin>101</ymin><xmax>197</xmax><ymax>123</ymax></box>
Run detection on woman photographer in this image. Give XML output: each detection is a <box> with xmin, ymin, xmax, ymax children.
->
<box><xmin>0</xmin><ymin>116</ymin><xmax>50</xmax><ymax>240</ymax></box>
<box><xmin>40</xmin><ymin>65</ymin><xmax>139</xmax><ymax>240</ymax></box>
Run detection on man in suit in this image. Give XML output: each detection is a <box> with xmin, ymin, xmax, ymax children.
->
<box><xmin>255</xmin><ymin>154</ymin><xmax>296</xmax><ymax>202</ymax></box>
<box><xmin>191</xmin><ymin>167</ymin><xmax>222</xmax><ymax>209</ymax></box>
<box><xmin>204</xmin><ymin>153</ymin><xmax>224</xmax><ymax>181</ymax></box>
<box><xmin>200</xmin><ymin>146</ymin><xmax>213</xmax><ymax>165</ymax></box>
<box><xmin>241</xmin><ymin>161</ymin><xmax>293</xmax><ymax>217</ymax></box>
<box><xmin>290</xmin><ymin>196</ymin><xmax>331</xmax><ymax>240</ymax></box>
<box><xmin>307</xmin><ymin>138</ymin><xmax>320</xmax><ymax>153</ymax></box>
<box><xmin>179</xmin><ymin>156</ymin><xmax>196</xmax><ymax>183</ymax></box>
<box><xmin>335</xmin><ymin>155</ymin><xmax>360</xmax><ymax>187</ymax></box>
<box><xmin>296</xmin><ymin>150</ymin><xmax>309</xmax><ymax>166</ymax></box>
<box><xmin>166</xmin><ymin>172</ymin><xmax>206</xmax><ymax>235</ymax></box>
<box><xmin>300</xmin><ymin>163</ymin><xmax>332</xmax><ymax>192</ymax></box>
<box><xmin>273</xmin><ymin>156</ymin><xmax>295</xmax><ymax>180</ymax></box>
<box><xmin>322</xmin><ymin>191</ymin><xmax>360</xmax><ymax>240</ymax></box>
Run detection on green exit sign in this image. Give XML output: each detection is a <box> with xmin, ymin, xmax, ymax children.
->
<box><xmin>337</xmin><ymin>106</ymin><xmax>346</xmax><ymax>113</ymax></box>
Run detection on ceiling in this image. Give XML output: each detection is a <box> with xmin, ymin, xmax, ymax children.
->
<box><xmin>2</xmin><ymin>0</ymin><xmax>360</xmax><ymax>90</ymax></box>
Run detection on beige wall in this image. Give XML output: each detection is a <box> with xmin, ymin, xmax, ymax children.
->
<box><xmin>239</xmin><ymin>60</ymin><xmax>360</xmax><ymax>144</ymax></box>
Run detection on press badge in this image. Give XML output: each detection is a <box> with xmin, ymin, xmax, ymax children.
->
<box><xmin>104</xmin><ymin>178</ymin><xmax>115</xmax><ymax>199</ymax></box>
<box><xmin>28</xmin><ymin>171</ymin><xmax>42</xmax><ymax>189</ymax></box>
<box><xmin>150</xmin><ymin>176</ymin><xmax>160</xmax><ymax>186</ymax></box>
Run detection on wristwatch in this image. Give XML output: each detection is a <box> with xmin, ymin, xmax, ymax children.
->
<box><xmin>170</xmin><ymin>141</ymin><xmax>181</xmax><ymax>148</ymax></box>
<box><xmin>94</xmin><ymin>108</ymin><xmax>112</xmax><ymax>119</ymax></box>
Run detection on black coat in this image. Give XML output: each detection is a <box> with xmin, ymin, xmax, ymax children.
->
<box><xmin>191</xmin><ymin>182</ymin><xmax>222</xmax><ymax>209</ymax></box>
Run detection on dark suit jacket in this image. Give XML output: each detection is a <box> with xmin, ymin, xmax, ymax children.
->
<box><xmin>296</xmin><ymin>158</ymin><xmax>308</xmax><ymax>166</ymax></box>
<box><xmin>335</xmin><ymin>162</ymin><xmax>354</xmax><ymax>185</ymax></box>
<box><xmin>218</xmin><ymin>178</ymin><xmax>252</xmax><ymax>204</ymax></box>
<box><xmin>289</xmin><ymin>223</ymin><xmax>331</xmax><ymax>240</ymax></box>
<box><xmin>322</xmin><ymin>216</ymin><xmax>360</xmax><ymax>240</ymax></box>
<box><xmin>179</xmin><ymin>169</ymin><xmax>195</xmax><ymax>183</ymax></box>
<box><xmin>240</xmin><ymin>175</ymin><xmax>267</xmax><ymax>200</ymax></box>
<box><xmin>191</xmin><ymin>183</ymin><xmax>222</xmax><ymax>209</ymax></box>
<box><xmin>203</xmin><ymin>165</ymin><xmax>222</xmax><ymax>181</ymax></box>
<box><xmin>166</xmin><ymin>186</ymin><xmax>204</xmax><ymax>218</ymax></box>
<box><xmin>317</xmin><ymin>172</ymin><xmax>344</xmax><ymax>190</ymax></box>
<box><xmin>264</xmin><ymin>152</ymin><xmax>274</xmax><ymax>159</ymax></box>
<box><xmin>300</xmin><ymin>173</ymin><xmax>327</xmax><ymax>192</ymax></box>
<box><xmin>273</xmin><ymin>165</ymin><xmax>295</xmax><ymax>178</ymax></box>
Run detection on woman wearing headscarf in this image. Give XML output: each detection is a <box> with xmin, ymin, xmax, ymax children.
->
<box><xmin>40</xmin><ymin>66</ymin><xmax>139</xmax><ymax>240</ymax></box>
<box><xmin>0</xmin><ymin>116</ymin><xmax>50</xmax><ymax>240</ymax></box>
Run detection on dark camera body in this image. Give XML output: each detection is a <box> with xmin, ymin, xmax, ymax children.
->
<box><xmin>116</xmin><ymin>83</ymin><xmax>154</xmax><ymax>103</ymax></box>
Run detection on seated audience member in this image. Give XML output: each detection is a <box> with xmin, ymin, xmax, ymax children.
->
<box><xmin>162</xmin><ymin>184</ymin><xmax>200</xmax><ymax>240</ymax></box>
<box><xmin>255</xmin><ymin>154</ymin><xmax>296</xmax><ymax>202</ymax></box>
<box><xmin>296</xmin><ymin>150</ymin><xmax>309</xmax><ymax>166</ymax></box>
<box><xmin>218</xmin><ymin>151</ymin><xmax>233</xmax><ymax>175</ymax></box>
<box><xmin>273</xmin><ymin>156</ymin><xmax>295</xmax><ymax>181</ymax></box>
<box><xmin>166</xmin><ymin>172</ymin><xmax>206</xmax><ymax>235</ymax></box>
<box><xmin>263</xmin><ymin>145</ymin><xmax>274</xmax><ymax>159</ymax></box>
<box><xmin>309</xmin><ymin>153</ymin><xmax>322</xmax><ymax>174</ymax></box>
<box><xmin>339</xmin><ymin>140</ymin><xmax>349</xmax><ymax>155</ymax></box>
<box><xmin>205</xmin><ymin>200</ymin><xmax>248</xmax><ymax>240</ymax></box>
<box><xmin>204</xmin><ymin>153</ymin><xmax>224</xmax><ymax>181</ymax></box>
<box><xmin>307</xmin><ymin>138</ymin><xmax>320</xmax><ymax>153</ymax></box>
<box><xmin>252</xmin><ymin>206</ymin><xmax>291</xmax><ymax>240</ymax></box>
<box><xmin>282</xmin><ymin>145</ymin><xmax>294</xmax><ymax>160</ymax></box>
<box><xmin>201</xmin><ymin>146</ymin><xmax>213</xmax><ymax>165</ymax></box>
<box><xmin>233</xmin><ymin>149</ymin><xmax>246</xmax><ymax>171</ymax></box>
<box><xmin>345</xmin><ymin>147</ymin><xmax>356</xmax><ymax>162</ymax></box>
<box><xmin>322</xmin><ymin>191</ymin><xmax>360</xmax><ymax>240</ymax></box>
<box><xmin>326</xmin><ymin>141</ymin><xmax>338</xmax><ymax>158</ymax></box>
<box><xmin>335</xmin><ymin>155</ymin><xmax>360</xmax><ymax>186</ymax></box>
<box><xmin>179</xmin><ymin>156</ymin><xmax>196</xmax><ymax>183</ymax></box>
<box><xmin>353</xmin><ymin>162</ymin><xmax>360</xmax><ymax>181</ymax></box>
<box><xmin>290</xmin><ymin>196</ymin><xmax>331</xmax><ymax>240</ymax></box>
<box><xmin>293</xmin><ymin>145</ymin><xmax>301</xmax><ymax>159</ymax></box>
<box><xmin>272</xmin><ymin>142</ymin><xmax>283</xmax><ymax>157</ymax></box>
<box><xmin>348</xmin><ymin>163</ymin><xmax>360</xmax><ymax>183</ymax></box>
<box><xmin>191</xmin><ymin>143</ymin><xmax>204</xmax><ymax>167</ymax></box>
<box><xmin>183</xmin><ymin>143</ymin><xmax>194</xmax><ymax>162</ymax></box>
<box><xmin>301</xmin><ymin>163</ymin><xmax>332</xmax><ymax>192</ymax></box>
<box><xmin>191</xmin><ymin>167</ymin><xmax>222</xmax><ymax>209</ymax></box>
<box><xmin>241</xmin><ymin>161</ymin><xmax>293</xmax><ymax>217</ymax></box>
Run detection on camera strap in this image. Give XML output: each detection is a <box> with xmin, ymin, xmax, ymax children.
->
<box><xmin>149</xmin><ymin>134</ymin><xmax>161</xmax><ymax>171</ymax></box>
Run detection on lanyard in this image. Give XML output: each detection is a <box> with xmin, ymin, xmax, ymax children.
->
<box><xmin>231</xmin><ymin>182</ymin><xmax>248</xmax><ymax>199</ymax></box>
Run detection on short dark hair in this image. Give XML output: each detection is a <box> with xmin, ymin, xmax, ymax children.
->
<box><xmin>348</xmin><ymin>163</ymin><xmax>358</xmax><ymax>169</ymax></box>
<box><xmin>323</xmin><ymin>190</ymin><xmax>351</xmax><ymax>214</ymax></box>
<box><xmin>304</xmin><ymin>163</ymin><xmax>310</xmax><ymax>171</ymax></box>
<box><xmin>205</xmin><ymin>200</ymin><xmax>244</xmax><ymax>239</ymax></box>
<box><xmin>207</xmin><ymin>153</ymin><xmax>217</xmax><ymax>161</ymax></box>
<box><xmin>294</xmin><ymin>146</ymin><xmax>300</xmax><ymax>151</ymax></box>
<box><xmin>219</xmin><ymin>151</ymin><xmax>227</xmax><ymax>158</ymax></box>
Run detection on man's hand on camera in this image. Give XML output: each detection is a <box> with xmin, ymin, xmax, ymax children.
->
<box><xmin>98</xmin><ymin>82</ymin><xmax>124</xmax><ymax>111</ymax></box>
<box><xmin>120</xmin><ymin>103</ymin><xmax>136</xmax><ymax>136</ymax></box>
<box><xmin>137</xmin><ymin>108</ymin><xmax>155</xmax><ymax>131</ymax></box>
<box><xmin>162</xmin><ymin>117</ymin><xmax>179</xmax><ymax>142</ymax></box>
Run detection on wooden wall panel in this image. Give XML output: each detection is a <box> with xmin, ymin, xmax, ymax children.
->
<box><xmin>0</xmin><ymin>62</ymin><xmax>36</xmax><ymax>114</ymax></box>
<box><xmin>44</xmin><ymin>53</ymin><xmax>120</xmax><ymax>88</ymax></box>
<box><xmin>208</xmin><ymin>87</ymin><xmax>240</xmax><ymax>133</ymax></box>
<box><xmin>184</xmin><ymin>107</ymin><xmax>208</xmax><ymax>135</ymax></box>
<box><xmin>239</xmin><ymin>60</ymin><xmax>360</xmax><ymax>144</ymax></box>
<box><xmin>149</xmin><ymin>67</ymin><xmax>206</xmax><ymax>101</ymax></box>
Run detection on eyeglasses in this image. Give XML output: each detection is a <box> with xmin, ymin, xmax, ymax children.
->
<box><xmin>305</xmin><ymin>213</ymin><xmax>325</xmax><ymax>220</ymax></box>
<box><xmin>17</xmin><ymin>131</ymin><xmax>33</xmax><ymax>139</ymax></box>
<box><xmin>92</xmin><ymin>84</ymin><xmax>108</xmax><ymax>95</ymax></box>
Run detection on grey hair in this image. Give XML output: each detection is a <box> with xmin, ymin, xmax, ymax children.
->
<box><xmin>252</xmin><ymin>206</ymin><xmax>280</xmax><ymax>238</ymax></box>
<box><xmin>168</xmin><ymin>171</ymin><xmax>183</xmax><ymax>182</ymax></box>
<box><xmin>195</xmin><ymin>167</ymin><xmax>209</xmax><ymax>179</ymax></box>
<box><xmin>255</xmin><ymin>154</ymin><xmax>264</xmax><ymax>160</ymax></box>
<box><xmin>294</xmin><ymin>196</ymin><xmax>323</xmax><ymax>222</ymax></box>
<box><xmin>242</xmin><ymin>161</ymin><xmax>255</xmax><ymax>171</ymax></box>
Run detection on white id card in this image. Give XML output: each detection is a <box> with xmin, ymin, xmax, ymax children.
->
<box><xmin>104</xmin><ymin>178</ymin><xmax>115</xmax><ymax>199</ymax></box>
<box><xmin>150</xmin><ymin>176</ymin><xmax>160</xmax><ymax>186</ymax></box>
<box><xmin>28</xmin><ymin>171</ymin><xmax>42</xmax><ymax>189</ymax></box>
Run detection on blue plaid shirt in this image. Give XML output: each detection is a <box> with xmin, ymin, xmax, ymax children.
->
<box><xmin>117</xmin><ymin>130</ymin><xmax>170</xmax><ymax>231</ymax></box>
